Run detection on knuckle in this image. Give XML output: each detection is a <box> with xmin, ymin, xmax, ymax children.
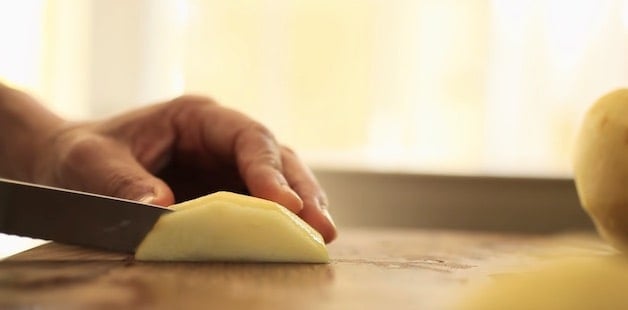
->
<box><xmin>44</xmin><ymin>132</ymin><xmax>107</xmax><ymax>188</ymax></box>
<box><xmin>105</xmin><ymin>173</ymin><xmax>135</xmax><ymax>196</ymax></box>
<box><xmin>280</xmin><ymin>145</ymin><xmax>298</xmax><ymax>158</ymax></box>
<box><xmin>237</xmin><ymin>122</ymin><xmax>281</xmax><ymax>171</ymax></box>
<box><xmin>317</xmin><ymin>191</ymin><xmax>330</xmax><ymax>208</ymax></box>
<box><xmin>243</xmin><ymin>148</ymin><xmax>281</xmax><ymax>177</ymax></box>
<box><xmin>255</xmin><ymin>149</ymin><xmax>281</xmax><ymax>168</ymax></box>
<box><xmin>166</xmin><ymin>95</ymin><xmax>219</xmax><ymax>126</ymax></box>
<box><xmin>103</xmin><ymin>172</ymin><xmax>146</xmax><ymax>199</ymax></box>
<box><xmin>250</xmin><ymin>124</ymin><xmax>281</xmax><ymax>161</ymax></box>
<box><xmin>169</xmin><ymin>95</ymin><xmax>217</xmax><ymax>110</ymax></box>
<box><xmin>246</xmin><ymin>121</ymin><xmax>275</xmax><ymax>141</ymax></box>
<box><xmin>59</xmin><ymin>134</ymin><xmax>107</xmax><ymax>166</ymax></box>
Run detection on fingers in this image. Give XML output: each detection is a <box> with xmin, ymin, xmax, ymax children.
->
<box><xmin>280</xmin><ymin>146</ymin><xmax>337</xmax><ymax>243</ymax></box>
<box><xmin>48</xmin><ymin>132</ymin><xmax>175</xmax><ymax>207</ymax></box>
<box><xmin>170</xmin><ymin>98</ymin><xmax>306</xmax><ymax>213</ymax></box>
<box><xmin>234</xmin><ymin>126</ymin><xmax>337</xmax><ymax>243</ymax></box>
<box><xmin>234</xmin><ymin>123</ymin><xmax>304</xmax><ymax>213</ymax></box>
<box><xmin>168</xmin><ymin>97</ymin><xmax>337</xmax><ymax>241</ymax></box>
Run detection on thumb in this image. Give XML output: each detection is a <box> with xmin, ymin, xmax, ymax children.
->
<box><xmin>103</xmin><ymin>162</ymin><xmax>175</xmax><ymax>207</ymax></box>
<box><xmin>52</xmin><ymin>136</ymin><xmax>176</xmax><ymax>207</ymax></box>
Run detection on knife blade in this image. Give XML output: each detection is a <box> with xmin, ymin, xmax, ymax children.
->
<box><xmin>0</xmin><ymin>178</ymin><xmax>172</xmax><ymax>253</ymax></box>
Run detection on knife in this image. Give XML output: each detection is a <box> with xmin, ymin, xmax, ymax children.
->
<box><xmin>0</xmin><ymin>177</ymin><xmax>172</xmax><ymax>253</ymax></box>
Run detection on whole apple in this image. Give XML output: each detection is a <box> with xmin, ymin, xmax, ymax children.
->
<box><xmin>574</xmin><ymin>89</ymin><xmax>628</xmax><ymax>251</ymax></box>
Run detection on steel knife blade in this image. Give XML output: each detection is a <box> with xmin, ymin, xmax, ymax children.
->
<box><xmin>0</xmin><ymin>178</ymin><xmax>172</xmax><ymax>253</ymax></box>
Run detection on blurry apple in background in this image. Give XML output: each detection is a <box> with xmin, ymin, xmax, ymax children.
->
<box><xmin>574</xmin><ymin>89</ymin><xmax>628</xmax><ymax>251</ymax></box>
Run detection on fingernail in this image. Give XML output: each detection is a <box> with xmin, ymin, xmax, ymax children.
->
<box><xmin>275</xmin><ymin>174</ymin><xmax>303</xmax><ymax>211</ymax></box>
<box><xmin>137</xmin><ymin>194</ymin><xmax>156</xmax><ymax>204</ymax></box>
<box><xmin>316</xmin><ymin>196</ymin><xmax>335</xmax><ymax>228</ymax></box>
<box><xmin>286</xmin><ymin>188</ymin><xmax>304</xmax><ymax>212</ymax></box>
<box><xmin>322</xmin><ymin>208</ymin><xmax>336</xmax><ymax>229</ymax></box>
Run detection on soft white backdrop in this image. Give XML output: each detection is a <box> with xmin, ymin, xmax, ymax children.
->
<box><xmin>2</xmin><ymin>0</ymin><xmax>628</xmax><ymax>176</ymax></box>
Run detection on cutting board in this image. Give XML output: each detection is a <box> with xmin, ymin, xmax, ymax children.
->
<box><xmin>0</xmin><ymin>228</ymin><xmax>612</xmax><ymax>309</ymax></box>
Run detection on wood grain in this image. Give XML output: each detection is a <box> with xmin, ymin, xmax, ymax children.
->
<box><xmin>0</xmin><ymin>228</ymin><xmax>613</xmax><ymax>309</ymax></box>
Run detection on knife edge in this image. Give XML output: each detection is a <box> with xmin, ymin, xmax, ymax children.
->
<box><xmin>0</xmin><ymin>178</ymin><xmax>172</xmax><ymax>253</ymax></box>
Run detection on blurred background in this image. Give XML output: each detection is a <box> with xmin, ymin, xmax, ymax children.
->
<box><xmin>3</xmin><ymin>0</ymin><xmax>628</xmax><ymax>177</ymax></box>
<box><xmin>2</xmin><ymin>0</ymin><xmax>628</xmax><ymax>255</ymax></box>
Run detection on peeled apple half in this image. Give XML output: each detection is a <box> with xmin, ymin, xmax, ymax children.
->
<box><xmin>134</xmin><ymin>192</ymin><xmax>329</xmax><ymax>263</ymax></box>
<box><xmin>574</xmin><ymin>89</ymin><xmax>628</xmax><ymax>251</ymax></box>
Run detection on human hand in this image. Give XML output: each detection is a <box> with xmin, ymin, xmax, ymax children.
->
<box><xmin>33</xmin><ymin>96</ymin><xmax>337</xmax><ymax>243</ymax></box>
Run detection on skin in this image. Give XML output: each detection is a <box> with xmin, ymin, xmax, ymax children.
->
<box><xmin>0</xmin><ymin>83</ymin><xmax>337</xmax><ymax>243</ymax></box>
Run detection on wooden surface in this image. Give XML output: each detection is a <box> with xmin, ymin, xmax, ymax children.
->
<box><xmin>0</xmin><ymin>228</ymin><xmax>614</xmax><ymax>309</ymax></box>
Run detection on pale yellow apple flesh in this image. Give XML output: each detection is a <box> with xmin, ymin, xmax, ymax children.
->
<box><xmin>134</xmin><ymin>192</ymin><xmax>329</xmax><ymax>263</ymax></box>
<box><xmin>574</xmin><ymin>89</ymin><xmax>628</xmax><ymax>251</ymax></box>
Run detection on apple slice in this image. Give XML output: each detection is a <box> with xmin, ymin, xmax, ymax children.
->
<box><xmin>134</xmin><ymin>192</ymin><xmax>329</xmax><ymax>263</ymax></box>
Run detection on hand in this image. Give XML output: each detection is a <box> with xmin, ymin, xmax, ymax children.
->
<box><xmin>32</xmin><ymin>96</ymin><xmax>337</xmax><ymax>243</ymax></box>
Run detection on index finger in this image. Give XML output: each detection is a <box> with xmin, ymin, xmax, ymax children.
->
<box><xmin>170</xmin><ymin>97</ymin><xmax>303</xmax><ymax>212</ymax></box>
<box><xmin>232</xmin><ymin>122</ymin><xmax>304</xmax><ymax>213</ymax></box>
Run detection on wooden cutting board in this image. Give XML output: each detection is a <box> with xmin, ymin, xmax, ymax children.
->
<box><xmin>0</xmin><ymin>228</ymin><xmax>612</xmax><ymax>309</ymax></box>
